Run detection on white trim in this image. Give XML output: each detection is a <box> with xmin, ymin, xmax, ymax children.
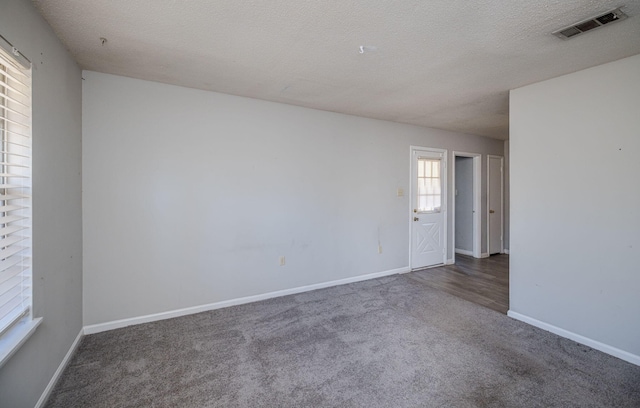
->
<box><xmin>504</xmin><ymin>248</ymin><xmax>510</xmax><ymax>254</ymax></box>
<box><xmin>455</xmin><ymin>248</ymin><xmax>473</xmax><ymax>256</ymax></box>
<box><xmin>452</xmin><ymin>152</ymin><xmax>482</xmax><ymax>261</ymax></box>
<box><xmin>445</xmin><ymin>258</ymin><xmax>454</xmax><ymax>265</ymax></box>
<box><xmin>472</xmin><ymin>154</ymin><xmax>482</xmax><ymax>258</ymax></box>
<box><xmin>507</xmin><ymin>311</ymin><xmax>640</xmax><ymax>366</ymax></box>
<box><xmin>84</xmin><ymin>266</ymin><xmax>410</xmax><ymax>335</ymax></box>
<box><xmin>487</xmin><ymin>155</ymin><xmax>504</xmax><ymax>255</ymax></box>
<box><xmin>480</xmin><ymin>252</ymin><xmax>490</xmax><ymax>258</ymax></box>
<box><xmin>409</xmin><ymin>146</ymin><xmax>448</xmax><ymax>269</ymax></box>
<box><xmin>35</xmin><ymin>328</ymin><xmax>84</xmax><ymax>408</ymax></box>
<box><xmin>0</xmin><ymin>317</ymin><xmax>42</xmax><ymax>368</ymax></box>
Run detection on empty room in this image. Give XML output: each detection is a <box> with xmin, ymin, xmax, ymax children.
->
<box><xmin>1</xmin><ymin>0</ymin><xmax>639</xmax><ymax>407</ymax></box>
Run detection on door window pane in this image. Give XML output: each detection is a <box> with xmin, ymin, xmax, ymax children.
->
<box><xmin>417</xmin><ymin>158</ymin><xmax>441</xmax><ymax>212</ymax></box>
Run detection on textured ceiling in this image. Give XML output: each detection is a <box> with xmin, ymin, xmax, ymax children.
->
<box><xmin>33</xmin><ymin>0</ymin><xmax>640</xmax><ymax>139</ymax></box>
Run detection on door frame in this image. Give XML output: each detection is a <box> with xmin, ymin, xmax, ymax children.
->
<box><xmin>409</xmin><ymin>146</ymin><xmax>448</xmax><ymax>269</ymax></box>
<box><xmin>452</xmin><ymin>152</ymin><xmax>482</xmax><ymax>262</ymax></box>
<box><xmin>487</xmin><ymin>155</ymin><xmax>504</xmax><ymax>255</ymax></box>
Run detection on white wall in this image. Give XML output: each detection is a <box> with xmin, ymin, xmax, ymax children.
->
<box><xmin>503</xmin><ymin>140</ymin><xmax>509</xmax><ymax>252</ymax></box>
<box><xmin>82</xmin><ymin>72</ymin><xmax>503</xmax><ymax>326</ymax></box>
<box><xmin>510</xmin><ymin>54</ymin><xmax>640</xmax><ymax>360</ymax></box>
<box><xmin>455</xmin><ymin>157</ymin><xmax>473</xmax><ymax>252</ymax></box>
<box><xmin>0</xmin><ymin>0</ymin><xmax>83</xmax><ymax>407</ymax></box>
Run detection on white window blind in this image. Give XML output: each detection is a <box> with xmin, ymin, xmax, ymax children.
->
<box><xmin>0</xmin><ymin>38</ymin><xmax>32</xmax><ymax>337</ymax></box>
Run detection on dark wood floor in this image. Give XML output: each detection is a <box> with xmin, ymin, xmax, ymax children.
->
<box><xmin>407</xmin><ymin>254</ymin><xmax>509</xmax><ymax>314</ymax></box>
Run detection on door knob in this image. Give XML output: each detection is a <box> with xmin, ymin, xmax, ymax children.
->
<box><xmin>489</xmin><ymin>210</ymin><xmax>495</xmax><ymax>214</ymax></box>
<box><xmin>414</xmin><ymin>217</ymin><xmax>419</xmax><ymax>221</ymax></box>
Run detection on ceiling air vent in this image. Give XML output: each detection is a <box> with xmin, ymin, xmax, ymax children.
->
<box><xmin>552</xmin><ymin>7</ymin><xmax>628</xmax><ymax>40</ymax></box>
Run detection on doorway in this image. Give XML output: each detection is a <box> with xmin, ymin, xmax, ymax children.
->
<box><xmin>410</xmin><ymin>147</ymin><xmax>447</xmax><ymax>269</ymax></box>
<box><xmin>453</xmin><ymin>152</ymin><xmax>481</xmax><ymax>261</ymax></box>
<box><xmin>487</xmin><ymin>155</ymin><xmax>504</xmax><ymax>255</ymax></box>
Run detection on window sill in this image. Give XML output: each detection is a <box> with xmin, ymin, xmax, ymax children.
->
<box><xmin>0</xmin><ymin>317</ymin><xmax>42</xmax><ymax>369</ymax></box>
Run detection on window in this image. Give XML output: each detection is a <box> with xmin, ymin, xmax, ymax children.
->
<box><xmin>0</xmin><ymin>36</ymin><xmax>33</xmax><ymax>351</ymax></box>
<box><xmin>416</xmin><ymin>157</ymin><xmax>441</xmax><ymax>212</ymax></box>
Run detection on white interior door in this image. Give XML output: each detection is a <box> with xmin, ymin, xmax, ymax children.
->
<box><xmin>487</xmin><ymin>155</ymin><xmax>503</xmax><ymax>255</ymax></box>
<box><xmin>411</xmin><ymin>148</ymin><xmax>446</xmax><ymax>269</ymax></box>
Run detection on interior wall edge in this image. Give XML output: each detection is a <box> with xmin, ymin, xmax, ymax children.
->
<box><xmin>507</xmin><ymin>311</ymin><xmax>640</xmax><ymax>366</ymax></box>
<box><xmin>83</xmin><ymin>266</ymin><xmax>409</xmax><ymax>335</ymax></box>
<box><xmin>34</xmin><ymin>329</ymin><xmax>85</xmax><ymax>408</ymax></box>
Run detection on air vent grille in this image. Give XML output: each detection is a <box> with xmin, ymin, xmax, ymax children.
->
<box><xmin>553</xmin><ymin>8</ymin><xmax>628</xmax><ymax>40</ymax></box>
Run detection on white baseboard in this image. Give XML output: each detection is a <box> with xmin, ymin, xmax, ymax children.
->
<box><xmin>84</xmin><ymin>266</ymin><xmax>410</xmax><ymax>335</ymax></box>
<box><xmin>480</xmin><ymin>252</ymin><xmax>490</xmax><ymax>258</ymax></box>
<box><xmin>35</xmin><ymin>328</ymin><xmax>84</xmax><ymax>408</ymax></box>
<box><xmin>507</xmin><ymin>311</ymin><xmax>640</xmax><ymax>366</ymax></box>
<box><xmin>503</xmin><ymin>249</ymin><xmax>510</xmax><ymax>254</ymax></box>
<box><xmin>455</xmin><ymin>248</ymin><xmax>473</xmax><ymax>256</ymax></box>
<box><xmin>445</xmin><ymin>258</ymin><xmax>454</xmax><ymax>265</ymax></box>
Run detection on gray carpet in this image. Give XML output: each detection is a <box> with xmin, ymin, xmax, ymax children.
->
<box><xmin>46</xmin><ymin>275</ymin><xmax>640</xmax><ymax>407</ymax></box>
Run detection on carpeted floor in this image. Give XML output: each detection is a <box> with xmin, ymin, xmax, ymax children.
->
<box><xmin>46</xmin><ymin>274</ymin><xmax>640</xmax><ymax>407</ymax></box>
